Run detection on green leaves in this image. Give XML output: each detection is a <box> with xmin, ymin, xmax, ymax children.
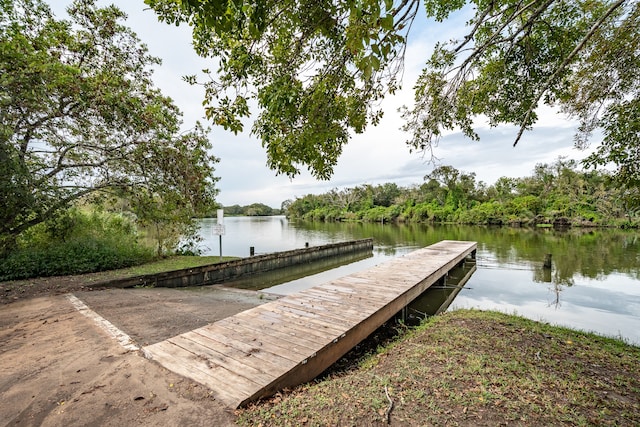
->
<box><xmin>147</xmin><ymin>0</ymin><xmax>416</xmax><ymax>179</ymax></box>
<box><xmin>204</xmin><ymin>94</ymin><xmax>249</xmax><ymax>135</ymax></box>
<box><xmin>402</xmin><ymin>0</ymin><xmax>639</xmax><ymax>191</ymax></box>
<box><xmin>146</xmin><ymin>0</ymin><xmax>638</xmax><ymax>193</ymax></box>
<box><xmin>584</xmin><ymin>99</ymin><xmax>640</xmax><ymax>188</ymax></box>
<box><xmin>424</xmin><ymin>0</ymin><xmax>467</xmax><ymax>22</ymax></box>
<box><xmin>1</xmin><ymin>0</ymin><xmax>219</xmax><ymax>253</ymax></box>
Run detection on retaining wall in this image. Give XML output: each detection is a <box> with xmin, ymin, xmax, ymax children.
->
<box><xmin>89</xmin><ymin>238</ymin><xmax>374</xmax><ymax>289</ymax></box>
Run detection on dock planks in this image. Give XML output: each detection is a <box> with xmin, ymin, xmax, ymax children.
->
<box><xmin>143</xmin><ymin>240</ymin><xmax>477</xmax><ymax>408</ymax></box>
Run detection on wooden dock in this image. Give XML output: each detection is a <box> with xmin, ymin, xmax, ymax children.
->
<box><xmin>142</xmin><ymin>240</ymin><xmax>477</xmax><ymax>408</ymax></box>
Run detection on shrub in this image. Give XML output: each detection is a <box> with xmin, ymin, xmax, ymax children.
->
<box><xmin>0</xmin><ymin>208</ymin><xmax>154</xmax><ymax>280</ymax></box>
<box><xmin>459</xmin><ymin>201</ymin><xmax>505</xmax><ymax>225</ymax></box>
<box><xmin>384</xmin><ymin>204</ymin><xmax>403</xmax><ymax>221</ymax></box>
<box><xmin>411</xmin><ymin>203</ymin><xmax>432</xmax><ymax>221</ymax></box>
<box><xmin>362</xmin><ymin>206</ymin><xmax>387</xmax><ymax>222</ymax></box>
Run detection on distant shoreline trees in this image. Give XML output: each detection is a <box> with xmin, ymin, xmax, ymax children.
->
<box><xmin>284</xmin><ymin>160</ymin><xmax>639</xmax><ymax>228</ymax></box>
<box><xmin>221</xmin><ymin>203</ymin><xmax>281</xmax><ymax>217</ymax></box>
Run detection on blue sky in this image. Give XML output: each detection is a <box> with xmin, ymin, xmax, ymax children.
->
<box><xmin>51</xmin><ymin>1</ymin><xmax>596</xmax><ymax>208</ymax></box>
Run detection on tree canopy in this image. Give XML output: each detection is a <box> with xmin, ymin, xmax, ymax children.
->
<box><xmin>146</xmin><ymin>0</ymin><xmax>639</xmax><ymax>186</ymax></box>
<box><xmin>0</xmin><ymin>0</ymin><xmax>219</xmax><ymax>254</ymax></box>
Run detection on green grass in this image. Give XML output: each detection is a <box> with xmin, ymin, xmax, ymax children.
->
<box><xmin>237</xmin><ymin>310</ymin><xmax>640</xmax><ymax>426</ymax></box>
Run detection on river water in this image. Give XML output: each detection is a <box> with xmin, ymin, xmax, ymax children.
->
<box><xmin>197</xmin><ymin>216</ymin><xmax>640</xmax><ymax>346</ymax></box>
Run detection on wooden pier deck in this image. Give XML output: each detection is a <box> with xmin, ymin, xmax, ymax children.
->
<box><xmin>142</xmin><ymin>240</ymin><xmax>477</xmax><ymax>408</ymax></box>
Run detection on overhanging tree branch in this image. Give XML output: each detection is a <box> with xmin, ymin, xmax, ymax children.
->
<box><xmin>512</xmin><ymin>0</ymin><xmax>627</xmax><ymax>146</ymax></box>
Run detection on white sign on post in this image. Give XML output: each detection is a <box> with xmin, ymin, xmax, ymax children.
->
<box><xmin>213</xmin><ymin>209</ymin><xmax>225</xmax><ymax>235</ymax></box>
<box><xmin>215</xmin><ymin>209</ymin><xmax>224</xmax><ymax>260</ymax></box>
<box><xmin>212</xmin><ymin>224</ymin><xmax>225</xmax><ymax>235</ymax></box>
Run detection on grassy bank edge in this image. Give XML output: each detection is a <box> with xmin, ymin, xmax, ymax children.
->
<box><xmin>237</xmin><ymin>309</ymin><xmax>640</xmax><ymax>426</ymax></box>
<box><xmin>100</xmin><ymin>255</ymin><xmax>240</xmax><ymax>279</ymax></box>
<box><xmin>0</xmin><ymin>256</ymin><xmax>239</xmax><ymax>304</ymax></box>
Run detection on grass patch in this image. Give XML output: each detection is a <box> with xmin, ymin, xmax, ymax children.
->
<box><xmin>109</xmin><ymin>256</ymin><xmax>238</xmax><ymax>278</ymax></box>
<box><xmin>237</xmin><ymin>310</ymin><xmax>640</xmax><ymax>426</ymax></box>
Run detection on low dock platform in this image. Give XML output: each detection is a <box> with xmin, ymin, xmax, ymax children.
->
<box><xmin>143</xmin><ymin>240</ymin><xmax>477</xmax><ymax>408</ymax></box>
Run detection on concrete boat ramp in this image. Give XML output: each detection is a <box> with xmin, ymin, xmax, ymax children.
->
<box><xmin>143</xmin><ymin>240</ymin><xmax>477</xmax><ymax>408</ymax></box>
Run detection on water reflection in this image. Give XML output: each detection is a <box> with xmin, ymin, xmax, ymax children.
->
<box><xmin>406</xmin><ymin>261</ymin><xmax>477</xmax><ymax>325</ymax></box>
<box><xmin>223</xmin><ymin>250</ymin><xmax>374</xmax><ymax>291</ymax></box>
<box><xmin>197</xmin><ymin>217</ymin><xmax>640</xmax><ymax>345</ymax></box>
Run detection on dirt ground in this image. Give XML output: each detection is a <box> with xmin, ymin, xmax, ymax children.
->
<box><xmin>4</xmin><ymin>278</ymin><xmax>639</xmax><ymax>426</ymax></box>
<box><xmin>0</xmin><ymin>285</ymin><xmax>275</xmax><ymax>426</ymax></box>
<box><xmin>1</xmin><ymin>272</ymin><xmax>130</xmax><ymax>306</ymax></box>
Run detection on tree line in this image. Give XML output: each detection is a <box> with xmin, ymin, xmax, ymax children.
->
<box><xmin>222</xmin><ymin>204</ymin><xmax>281</xmax><ymax>216</ymax></box>
<box><xmin>284</xmin><ymin>159</ymin><xmax>639</xmax><ymax>228</ymax></box>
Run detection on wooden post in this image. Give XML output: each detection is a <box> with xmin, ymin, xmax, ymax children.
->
<box><xmin>543</xmin><ymin>254</ymin><xmax>552</xmax><ymax>269</ymax></box>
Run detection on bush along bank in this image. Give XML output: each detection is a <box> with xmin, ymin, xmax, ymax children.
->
<box><xmin>284</xmin><ymin>161</ymin><xmax>640</xmax><ymax>228</ymax></box>
<box><xmin>0</xmin><ymin>208</ymin><xmax>154</xmax><ymax>281</ymax></box>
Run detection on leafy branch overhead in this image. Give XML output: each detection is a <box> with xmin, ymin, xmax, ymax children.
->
<box><xmin>0</xmin><ymin>0</ymin><xmax>219</xmax><ymax>254</ymax></box>
<box><xmin>147</xmin><ymin>0</ymin><xmax>639</xmax><ymax>187</ymax></box>
<box><xmin>146</xmin><ymin>0</ymin><xmax>416</xmax><ymax>179</ymax></box>
<box><xmin>402</xmin><ymin>0</ymin><xmax>638</xmax><ymax>181</ymax></box>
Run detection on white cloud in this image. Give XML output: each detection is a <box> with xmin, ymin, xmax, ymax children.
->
<box><xmin>49</xmin><ymin>1</ymin><xmax>592</xmax><ymax>208</ymax></box>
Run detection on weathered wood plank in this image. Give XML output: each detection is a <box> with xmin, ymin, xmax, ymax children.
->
<box><xmin>234</xmin><ymin>307</ymin><xmax>340</xmax><ymax>341</ymax></box>
<box><xmin>266</xmin><ymin>305</ymin><xmax>350</xmax><ymax>334</ymax></box>
<box><xmin>191</xmin><ymin>326</ymin><xmax>302</xmax><ymax>365</ymax></box>
<box><xmin>293</xmin><ymin>290</ymin><xmax>379</xmax><ymax>310</ymax></box>
<box><xmin>210</xmin><ymin>321</ymin><xmax>315</xmax><ymax>358</ymax></box>
<box><xmin>281</xmin><ymin>293</ymin><xmax>378</xmax><ymax>319</ymax></box>
<box><xmin>169</xmin><ymin>333</ymin><xmax>286</xmax><ymax>385</ymax></box>
<box><xmin>217</xmin><ymin>313</ymin><xmax>329</xmax><ymax>350</ymax></box>
<box><xmin>316</xmin><ymin>281</ymin><xmax>407</xmax><ymax>300</ymax></box>
<box><xmin>144</xmin><ymin>340</ymin><xmax>253</xmax><ymax>406</ymax></box>
<box><xmin>280</xmin><ymin>294</ymin><xmax>376</xmax><ymax>320</ymax></box>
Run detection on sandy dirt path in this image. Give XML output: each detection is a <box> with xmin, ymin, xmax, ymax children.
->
<box><xmin>0</xmin><ymin>287</ymin><xmax>274</xmax><ymax>426</ymax></box>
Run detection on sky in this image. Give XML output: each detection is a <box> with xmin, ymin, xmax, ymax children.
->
<box><xmin>50</xmin><ymin>1</ymin><xmax>595</xmax><ymax>208</ymax></box>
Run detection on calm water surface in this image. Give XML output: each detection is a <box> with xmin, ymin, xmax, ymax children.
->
<box><xmin>198</xmin><ymin>216</ymin><xmax>640</xmax><ymax>345</ymax></box>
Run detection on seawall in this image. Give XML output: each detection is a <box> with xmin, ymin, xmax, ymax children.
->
<box><xmin>88</xmin><ymin>238</ymin><xmax>374</xmax><ymax>289</ymax></box>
